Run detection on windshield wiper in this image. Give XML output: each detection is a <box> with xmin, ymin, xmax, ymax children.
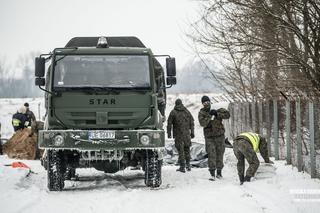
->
<box><xmin>55</xmin><ymin>86</ymin><xmax>120</xmax><ymax>94</ymax></box>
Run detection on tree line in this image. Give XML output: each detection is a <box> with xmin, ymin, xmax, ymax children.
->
<box><xmin>0</xmin><ymin>52</ymin><xmax>43</xmax><ymax>98</ymax></box>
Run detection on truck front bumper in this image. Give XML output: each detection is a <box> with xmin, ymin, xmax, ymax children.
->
<box><xmin>38</xmin><ymin>129</ymin><xmax>165</xmax><ymax>150</ymax></box>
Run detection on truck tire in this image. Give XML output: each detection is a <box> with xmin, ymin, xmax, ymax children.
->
<box><xmin>64</xmin><ymin>167</ymin><xmax>76</xmax><ymax>180</ymax></box>
<box><xmin>144</xmin><ymin>150</ymin><xmax>162</xmax><ymax>188</ymax></box>
<box><xmin>47</xmin><ymin>150</ymin><xmax>65</xmax><ymax>191</ymax></box>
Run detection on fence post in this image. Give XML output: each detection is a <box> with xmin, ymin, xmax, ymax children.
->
<box><xmin>296</xmin><ymin>97</ymin><xmax>303</xmax><ymax>172</ymax></box>
<box><xmin>244</xmin><ymin>102</ymin><xmax>248</xmax><ymax>132</ymax></box>
<box><xmin>252</xmin><ymin>101</ymin><xmax>257</xmax><ymax>132</ymax></box>
<box><xmin>241</xmin><ymin>102</ymin><xmax>245</xmax><ymax>133</ymax></box>
<box><xmin>266</xmin><ymin>100</ymin><xmax>272</xmax><ymax>156</ymax></box>
<box><xmin>309</xmin><ymin>101</ymin><xmax>316</xmax><ymax>178</ymax></box>
<box><xmin>246</xmin><ymin>102</ymin><xmax>250</xmax><ymax>131</ymax></box>
<box><xmin>236</xmin><ymin>102</ymin><xmax>243</xmax><ymax>135</ymax></box>
<box><xmin>273</xmin><ymin>99</ymin><xmax>279</xmax><ymax>160</ymax></box>
<box><xmin>285</xmin><ymin>100</ymin><xmax>292</xmax><ymax>165</ymax></box>
<box><xmin>258</xmin><ymin>101</ymin><xmax>263</xmax><ymax>135</ymax></box>
<box><xmin>230</xmin><ymin>103</ymin><xmax>235</xmax><ymax>138</ymax></box>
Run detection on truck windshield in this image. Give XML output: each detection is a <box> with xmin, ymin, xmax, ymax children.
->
<box><xmin>53</xmin><ymin>55</ymin><xmax>151</xmax><ymax>88</ymax></box>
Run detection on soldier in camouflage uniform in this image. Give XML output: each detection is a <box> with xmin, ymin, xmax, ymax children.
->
<box><xmin>198</xmin><ymin>96</ymin><xmax>230</xmax><ymax>180</ymax></box>
<box><xmin>167</xmin><ymin>99</ymin><xmax>195</xmax><ymax>173</ymax></box>
<box><xmin>233</xmin><ymin>132</ymin><xmax>273</xmax><ymax>185</ymax></box>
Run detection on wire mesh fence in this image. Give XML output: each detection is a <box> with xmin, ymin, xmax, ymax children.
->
<box><xmin>228</xmin><ymin>98</ymin><xmax>320</xmax><ymax>179</ymax></box>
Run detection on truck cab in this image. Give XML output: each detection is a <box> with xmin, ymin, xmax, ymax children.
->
<box><xmin>35</xmin><ymin>37</ymin><xmax>176</xmax><ymax>191</ymax></box>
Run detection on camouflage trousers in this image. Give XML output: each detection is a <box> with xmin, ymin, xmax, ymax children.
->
<box><xmin>175</xmin><ymin>139</ymin><xmax>191</xmax><ymax>163</ymax></box>
<box><xmin>205</xmin><ymin>135</ymin><xmax>225</xmax><ymax>171</ymax></box>
<box><xmin>233</xmin><ymin>138</ymin><xmax>260</xmax><ymax>177</ymax></box>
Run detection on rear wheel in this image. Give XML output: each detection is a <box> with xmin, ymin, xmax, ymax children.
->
<box><xmin>47</xmin><ymin>150</ymin><xmax>65</xmax><ymax>191</ymax></box>
<box><xmin>144</xmin><ymin>150</ymin><xmax>162</xmax><ymax>188</ymax></box>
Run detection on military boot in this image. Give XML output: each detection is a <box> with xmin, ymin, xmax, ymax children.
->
<box><xmin>186</xmin><ymin>159</ymin><xmax>191</xmax><ymax>171</ymax></box>
<box><xmin>244</xmin><ymin>175</ymin><xmax>251</xmax><ymax>182</ymax></box>
<box><xmin>239</xmin><ymin>174</ymin><xmax>245</xmax><ymax>185</ymax></box>
<box><xmin>209</xmin><ymin>169</ymin><xmax>215</xmax><ymax>181</ymax></box>
<box><xmin>176</xmin><ymin>161</ymin><xmax>186</xmax><ymax>173</ymax></box>
<box><xmin>216</xmin><ymin>169</ymin><xmax>222</xmax><ymax>179</ymax></box>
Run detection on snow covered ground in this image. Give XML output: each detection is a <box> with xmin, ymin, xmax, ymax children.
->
<box><xmin>1</xmin><ymin>94</ymin><xmax>320</xmax><ymax>213</ymax></box>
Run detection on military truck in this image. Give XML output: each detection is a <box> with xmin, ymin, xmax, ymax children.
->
<box><xmin>35</xmin><ymin>37</ymin><xmax>176</xmax><ymax>191</ymax></box>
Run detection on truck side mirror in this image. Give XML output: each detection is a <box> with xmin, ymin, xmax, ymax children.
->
<box><xmin>35</xmin><ymin>57</ymin><xmax>45</xmax><ymax>77</ymax></box>
<box><xmin>166</xmin><ymin>76</ymin><xmax>176</xmax><ymax>85</ymax></box>
<box><xmin>35</xmin><ymin>78</ymin><xmax>45</xmax><ymax>86</ymax></box>
<box><xmin>166</xmin><ymin>58</ymin><xmax>176</xmax><ymax>76</ymax></box>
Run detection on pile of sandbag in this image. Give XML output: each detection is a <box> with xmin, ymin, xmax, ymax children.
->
<box><xmin>3</xmin><ymin>128</ymin><xmax>38</xmax><ymax>160</ymax></box>
<box><xmin>164</xmin><ymin>142</ymin><xmax>209</xmax><ymax>168</ymax></box>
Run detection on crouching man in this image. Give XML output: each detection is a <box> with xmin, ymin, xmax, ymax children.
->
<box><xmin>233</xmin><ymin>132</ymin><xmax>273</xmax><ymax>185</ymax></box>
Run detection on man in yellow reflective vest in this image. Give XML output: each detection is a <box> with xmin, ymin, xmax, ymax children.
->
<box><xmin>233</xmin><ymin>132</ymin><xmax>273</xmax><ymax>185</ymax></box>
<box><xmin>12</xmin><ymin>106</ymin><xmax>29</xmax><ymax>132</ymax></box>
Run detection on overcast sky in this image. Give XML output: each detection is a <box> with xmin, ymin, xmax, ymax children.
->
<box><xmin>0</xmin><ymin>0</ymin><xmax>199</xmax><ymax>70</ymax></box>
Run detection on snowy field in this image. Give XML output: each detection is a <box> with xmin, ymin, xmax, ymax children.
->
<box><xmin>1</xmin><ymin>94</ymin><xmax>320</xmax><ymax>213</ymax></box>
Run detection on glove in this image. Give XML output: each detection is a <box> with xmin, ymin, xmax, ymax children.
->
<box><xmin>190</xmin><ymin>132</ymin><xmax>195</xmax><ymax>139</ymax></box>
<box><xmin>209</xmin><ymin>109</ymin><xmax>217</xmax><ymax>116</ymax></box>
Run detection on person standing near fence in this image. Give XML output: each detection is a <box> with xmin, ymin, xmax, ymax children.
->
<box><xmin>167</xmin><ymin>99</ymin><xmax>195</xmax><ymax>173</ymax></box>
<box><xmin>233</xmin><ymin>132</ymin><xmax>274</xmax><ymax>185</ymax></box>
<box><xmin>198</xmin><ymin>95</ymin><xmax>230</xmax><ymax>180</ymax></box>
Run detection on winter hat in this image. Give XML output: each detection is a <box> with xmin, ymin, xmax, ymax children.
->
<box><xmin>24</xmin><ymin>102</ymin><xmax>29</xmax><ymax>107</ymax></box>
<box><xmin>18</xmin><ymin>106</ymin><xmax>27</xmax><ymax>114</ymax></box>
<box><xmin>175</xmin><ymin>99</ymin><xmax>182</xmax><ymax>106</ymax></box>
<box><xmin>201</xmin><ymin>95</ymin><xmax>210</xmax><ymax>103</ymax></box>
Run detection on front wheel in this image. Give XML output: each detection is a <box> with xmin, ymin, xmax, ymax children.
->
<box><xmin>144</xmin><ymin>150</ymin><xmax>162</xmax><ymax>188</ymax></box>
<box><xmin>47</xmin><ymin>150</ymin><xmax>65</xmax><ymax>191</ymax></box>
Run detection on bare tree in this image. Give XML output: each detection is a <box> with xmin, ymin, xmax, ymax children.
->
<box><xmin>187</xmin><ymin>0</ymin><xmax>320</xmax><ymax>99</ymax></box>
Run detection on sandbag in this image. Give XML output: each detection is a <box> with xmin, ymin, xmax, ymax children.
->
<box><xmin>3</xmin><ymin>128</ymin><xmax>38</xmax><ymax>160</ymax></box>
<box><xmin>164</xmin><ymin>141</ymin><xmax>208</xmax><ymax>168</ymax></box>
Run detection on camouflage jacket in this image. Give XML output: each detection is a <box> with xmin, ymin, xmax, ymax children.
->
<box><xmin>167</xmin><ymin>104</ymin><xmax>194</xmax><ymax>140</ymax></box>
<box><xmin>198</xmin><ymin>107</ymin><xmax>230</xmax><ymax>138</ymax></box>
<box><xmin>198</xmin><ymin>107</ymin><xmax>214</xmax><ymax>138</ymax></box>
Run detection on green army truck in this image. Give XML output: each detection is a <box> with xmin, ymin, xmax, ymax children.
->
<box><xmin>35</xmin><ymin>37</ymin><xmax>176</xmax><ymax>191</ymax></box>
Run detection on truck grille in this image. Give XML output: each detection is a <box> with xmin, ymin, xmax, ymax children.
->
<box><xmin>57</xmin><ymin>109</ymin><xmax>148</xmax><ymax>129</ymax></box>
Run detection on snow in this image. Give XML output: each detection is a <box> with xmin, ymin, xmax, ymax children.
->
<box><xmin>1</xmin><ymin>94</ymin><xmax>320</xmax><ymax>213</ymax></box>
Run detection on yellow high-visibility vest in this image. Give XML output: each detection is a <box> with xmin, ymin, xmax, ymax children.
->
<box><xmin>12</xmin><ymin>119</ymin><xmax>21</xmax><ymax>127</ymax></box>
<box><xmin>239</xmin><ymin>132</ymin><xmax>260</xmax><ymax>152</ymax></box>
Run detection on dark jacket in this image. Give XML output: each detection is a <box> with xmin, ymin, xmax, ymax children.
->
<box><xmin>26</xmin><ymin>109</ymin><xmax>36</xmax><ymax>126</ymax></box>
<box><xmin>12</xmin><ymin>112</ymin><xmax>28</xmax><ymax>132</ymax></box>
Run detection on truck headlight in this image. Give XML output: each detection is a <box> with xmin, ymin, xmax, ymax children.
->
<box><xmin>54</xmin><ymin>135</ymin><xmax>64</xmax><ymax>146</ymax></box>
<box><xmin>140</xmin><ymin>135</ymin><xmax>150</xmax><ymax>145</ymax></box>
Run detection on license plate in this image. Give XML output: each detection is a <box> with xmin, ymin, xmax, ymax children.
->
<box><xmin>89</xmin><ymin>131</ymin><xmax>115</xmax><ymax>139</ymax></box>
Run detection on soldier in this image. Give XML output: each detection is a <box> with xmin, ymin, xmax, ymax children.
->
<box><xmin>233</xmin><ymin>132</ymin><xmax>273</xmax><ymax>185</ymax></box>
<box><xmin>24</xmin><ymin>103</ymin><xmax>36</xmax><ymax>126</ymax></box>
<box><xmin>167</xmin><ymin>99</ymin><xmax>195</xmax><ymax>173</ymax></box>
<box><xmin>12</xmin><ymin>106</ymin><xmax>29</xmax><ymax>132</ymax></box>
<box><xmin>198</xmin><ymin>95</ymin><xmax>230</xmax><ymax>180</ymax></box>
